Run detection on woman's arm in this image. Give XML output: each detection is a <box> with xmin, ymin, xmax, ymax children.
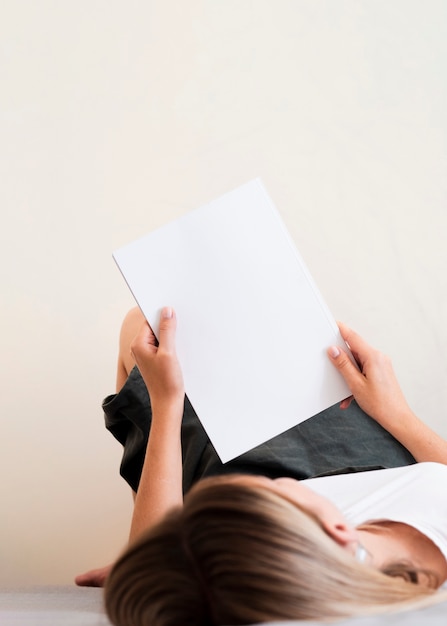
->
<box><xmin>128</xmin><ymin>307</ymin><xmax>185</xmax><ymax>543</ymax></box>
<box><xmin>328</xmin><ymin>323</ymin><xmax>447</xmax><ymax>464</ymax></box>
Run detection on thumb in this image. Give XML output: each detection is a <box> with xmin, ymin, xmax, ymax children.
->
<box><xmin>327</xmin><ymin>345</ymin><xmax>363</xmax><ymax>391</ymax></box>
<box><xmin>157</xmin><ymin>306</ymin><xmax>177</xmax><ymax>352</ymax></box>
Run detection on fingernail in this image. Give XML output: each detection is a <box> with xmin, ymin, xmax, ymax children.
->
<box><xmin>162</xmin><ymin>307</ymin><xmax>173</xmax><ymax>319</ymax></box>
<box><xmin>329</xmin><ymin>346</ymin><xmax>340</xmax><ymax>358</ymax></box>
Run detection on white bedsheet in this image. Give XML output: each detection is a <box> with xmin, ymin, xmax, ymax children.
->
<box><xmin>0</xmin><ymin>586</ymin><xmax>446</xmax><ymax>626</ymax></box>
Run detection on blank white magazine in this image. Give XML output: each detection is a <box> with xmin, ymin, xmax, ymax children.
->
<box><xmin>113</xmin><ymin>179</ymin><xmax>351</xmax><ymax>462</ymax></box>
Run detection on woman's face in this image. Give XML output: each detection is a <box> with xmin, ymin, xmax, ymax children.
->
<box><xmin>232</xmin><ymin>475</ymin><xmax>447</xmax><ymax>587</ymax></box>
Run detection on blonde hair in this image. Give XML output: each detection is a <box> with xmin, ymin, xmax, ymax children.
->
<box><xmin>105</xmin><ymin>475</ymin><xmax>440</xmax><ymax>625</ymax></box>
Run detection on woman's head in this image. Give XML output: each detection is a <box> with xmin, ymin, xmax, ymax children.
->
<box><xmin>105</xmin><ymin>475</ymin><xmax>437</xmax><ymax>626</ymax></box>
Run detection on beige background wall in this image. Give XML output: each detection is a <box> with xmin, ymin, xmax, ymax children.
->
<box><xmin>1</xmin><ymin>1</ymin><xmax>446</xmax><ymax>586</ymax></box>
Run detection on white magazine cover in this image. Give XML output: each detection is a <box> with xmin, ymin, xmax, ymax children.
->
<box><xmin>113</xmin><ymin>179</ymin><xmax>352</xmax><ymax>462</ymax></box>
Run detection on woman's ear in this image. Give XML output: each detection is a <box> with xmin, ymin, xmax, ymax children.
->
<box><xmin>321</xmin><ymin>519</ymin><xmax>358</xmax><ymax>547</ymax></box>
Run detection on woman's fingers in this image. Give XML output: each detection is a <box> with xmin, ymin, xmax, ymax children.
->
<box><xmin>157</xmin><ymin>306</ymin><xmax>177</xmax><ymax>353</ymax></box>
<box><xmin>131</xmin><ymin>321</ymin><xmax>156</xmax><ymax>360</ymax></box>
<box><xmin>327</xmin><ymin>344</ymin><xmax>365</xmax><ymax>393</ymax></box>
<box><xmin>131</xmin><ymin>307</ymin><xmax>177</xmax><ymax>359</ymax></box>
<box><xmin>337</xmin><ymin>322</ymin><xmax>374</xmax><ymax>366</ymax></box>
<box><xmin>339</xmin><ymin>396</ymin><xmax>354</xmax><ymax>410</ymax></box>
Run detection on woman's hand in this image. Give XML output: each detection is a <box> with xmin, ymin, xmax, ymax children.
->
<box><xmin>327</xmin><ymin>323</ymin><xmax>412</xmax><ymax>429</ymax></box>
<box><xmin>130</xmin><ymin>306</ymin><xmax>184</xmax><ymax>413</ymax></box>
<box><xmin>328</xmin><ymin>323</ymin><xmax>447</xmax><ymax>464</ymax></box>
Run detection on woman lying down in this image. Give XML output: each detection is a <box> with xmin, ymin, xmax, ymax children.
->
<box><xmin>79</xmin><ymin>307</ymin><xmax>447</xmax><ymax>624</ymax></box>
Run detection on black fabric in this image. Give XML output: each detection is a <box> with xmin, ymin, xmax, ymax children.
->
<box><xmin>104</xmin><ymin>366</ymin><xmax>416</xmax><ymax>494</ymax></box>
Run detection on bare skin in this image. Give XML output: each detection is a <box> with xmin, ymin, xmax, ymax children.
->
<box><xmin>357</xmin><ymin>522</ymin><xmax>447</xmax><ymax>587</ymax></box>
<box><xmin>127</xmin><ymin>307</ymin><xmax>184</xmax><ymax>541</ymax></box>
